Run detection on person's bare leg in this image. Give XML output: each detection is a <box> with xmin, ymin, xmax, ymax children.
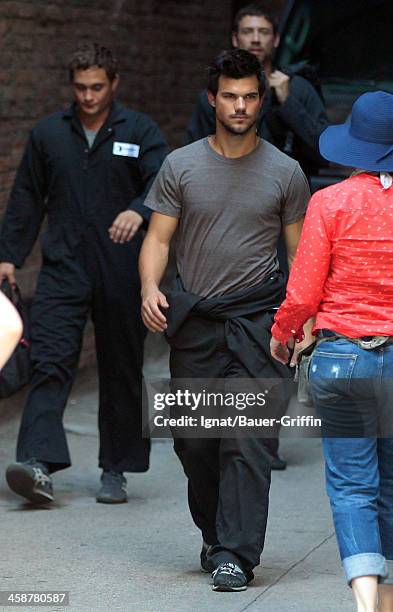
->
<box><xmin>0</xmin><ymin>291</ymin><xmax>22</xmax><ymax>369</ymax></box>
<box><xmin>352</xmin><ymin>576</ymin><xmax>378</xmax><ymax>612</ymax></box>
<box><xmin>378</xmin><ymin>585</ymin><xmax>393</xmax><ymax>611</ymax></box>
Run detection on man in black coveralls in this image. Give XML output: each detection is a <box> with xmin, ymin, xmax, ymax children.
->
<box><xmin>0</xmin><ymin>43</ymin><xmax>169</xmax><ymax>504</ymax></box>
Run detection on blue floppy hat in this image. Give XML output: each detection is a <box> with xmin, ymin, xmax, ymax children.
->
<box><xmin>319</xmin><ymin>91</ymin><xmax>393</xmax><ymax>172</ymax></box>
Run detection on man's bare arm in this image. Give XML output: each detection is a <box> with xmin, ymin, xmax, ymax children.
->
<box><xmin>283</xmin><ymin>218</ymin><xmax>304</xmax><ymax>270</ymax></box>
<box><xmin>139</xmin><ymin>212</ymin><xmax>179</xmax><ymax>332</ymax></box>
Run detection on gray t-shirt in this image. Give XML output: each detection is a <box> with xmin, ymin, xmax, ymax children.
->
<box><xmin>83</xmin><ymin>126</ymin><xmax>97</xmax><ymax>148</ymax></box>
<box><xmin>145</xmin><ymin>137</ymin><xmax>310</xmax><ymax>298</ymax></box>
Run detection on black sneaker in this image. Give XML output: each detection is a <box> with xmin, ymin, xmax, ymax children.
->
<box><xmin>6</xmin><ymin>460</ymin><xmax>53</xmax><ymax>504</ymax></box>
<box><xmin>212</xmin><ymin>562</ymin><xmax>248</xmax><ymax>592</ymax></box>
<box><xmin>96</xmin><ymin>470</ymin><xmax>127</xmax><ymax>504</ymax></box>
<box><xmin>200</xmin><ymin>542</ymin><xmax>215</xmax><ymax>573</ymax></box>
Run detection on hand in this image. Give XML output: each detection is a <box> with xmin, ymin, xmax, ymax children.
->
<box><xmin>270</xmin><ymin>336</ymin><xmax>295</xmax><ymax>365</ymax></box>
<box><xmin>141</xmin><ymin>284</ymin><xmax>169</xmax><ymax>332</ymax></box>
<box><xmin>289</xmin><ymin>336</ymin><xmax>315</xmax><ymax>368</ymax></box>
<box><xmin>109</xmin><ymin>210</ymin><xmax>143</xmax><ymax>243</ymax></box>
<box><xmin>268</xmin><ymin>70</ymin><xmax>290</xmax><ymax>104</ymax></box>
<box><xmin>0</xmin><ymin>262</ymin><xmax>16</xmax><ymax>287</ymax></box>
<box><xmin>290</xmin><ymin>317</ymin><xmax>316</xmax><ymax>367</ymax></box>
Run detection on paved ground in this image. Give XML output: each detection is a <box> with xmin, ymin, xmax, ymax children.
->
<box><xmin>0</xmin><ymin>335</ymin><xmax>355</xmax><ymax>612</ymax></box>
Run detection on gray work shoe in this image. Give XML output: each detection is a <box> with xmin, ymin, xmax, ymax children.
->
<box><xmin>212</xmin><ymin>562</ymin><xmax>248</xmax><ymax>592</ymax></box>
<box><xmin>96</xmin><ymin>470</ymin><xmax>127</xmax><ymax>504</ymax></box>
<box><xmin>6</xmin><ymin>459</ymin><xmax>54</xmax><ymax>504</ymax></box>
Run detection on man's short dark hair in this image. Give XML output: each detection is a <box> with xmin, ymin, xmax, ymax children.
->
<box><xmin>68</xmin><ymin>43</ymin><xmax>118</xmax><ymax>81</ymax></box>
<box><xmin>207</xmin><ymin>49</ymin><xmax>266</xmax><ymax>97</ymax></box>
<box><xmin>232</xmin><ymin>3</ymin><xmax>278</xmax><ymax>36</ymax></box>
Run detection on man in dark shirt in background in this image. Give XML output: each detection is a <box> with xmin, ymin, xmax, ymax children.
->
<box><xmin>0</xmin><ymin>43</ymin><xmax>169</xmax><ymax>505</ymax></box>
<box><xmin>186</xmin><ymin>2</ymin><xmax>328</xmax><ymax>177</ymax></box>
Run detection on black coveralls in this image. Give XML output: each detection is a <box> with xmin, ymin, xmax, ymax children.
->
<box><xmin>0</xmin><ymin>101</ymin><xmax>169</xmax><ymax>473</ymax></box>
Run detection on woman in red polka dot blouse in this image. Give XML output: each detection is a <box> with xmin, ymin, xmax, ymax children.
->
<box><xmin>271</xmin><ymin>91</ymin><xmax>393</xmax><ymax>612</ymax></box>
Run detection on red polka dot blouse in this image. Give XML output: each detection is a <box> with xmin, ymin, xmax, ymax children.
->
<box><xmin>272</xmin><ymin>173</ymin><xmax>393</xmax><ymax>343</ymax></box>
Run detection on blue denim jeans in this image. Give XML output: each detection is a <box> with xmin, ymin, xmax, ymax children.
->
<box><xmin>309</xmin><ymin>338</ymin><xmax>393</xmax><ymax>584</ymax></box>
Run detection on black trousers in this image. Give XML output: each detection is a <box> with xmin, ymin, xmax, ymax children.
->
<box><xmin>16</xmin><ymin>226</ymin><xmax>150</xmax><ymax>474</ymax></box>
<box><xmin>170</xmin><ymin>313</ymin><xmax>285</xmax><ymax>574</ymax></box>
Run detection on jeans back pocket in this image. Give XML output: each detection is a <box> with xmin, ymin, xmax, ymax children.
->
<box><xmin>309</xmin><ymin>349</ymin><xmax>358</xmax><ymax>406</ymax></box>
<box><xmin>310</xmin><ymin>350</ymin><xmax>358</xmax><ymax>380</ymax></box>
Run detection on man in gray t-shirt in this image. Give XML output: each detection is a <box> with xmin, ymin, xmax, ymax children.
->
<box><xmin>139</xmin><ymin>50</ymin><xmax>311</xmax><ymax>592</ymax></box>
<box><xmin>145</xmin><ymin>136</ymin><xmax>308</xmax><ymax>298</ymax></box>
